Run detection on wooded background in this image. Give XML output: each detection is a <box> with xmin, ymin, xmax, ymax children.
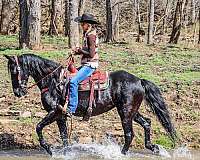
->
<box><xmin>0</xmin><ymin>0</ymin><xmax>199</xmax><ymax>49</ymax></box>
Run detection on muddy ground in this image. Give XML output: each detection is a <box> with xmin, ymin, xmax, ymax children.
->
<box><xmin>0</xmin><ymin>36</ymin><xmax>200</xmax><ymax>152</ymax></box>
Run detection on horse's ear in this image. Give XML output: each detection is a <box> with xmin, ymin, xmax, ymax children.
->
<box><xmin>3</xmin><ymin>55</ymin><xmax>15</xmax><ymax>62</ymax></box>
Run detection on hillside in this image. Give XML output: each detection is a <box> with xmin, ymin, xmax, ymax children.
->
<box><xmin>0</xmin><ymin>35</ymin><xmax>200</xmax><ymax>151</ymax></box>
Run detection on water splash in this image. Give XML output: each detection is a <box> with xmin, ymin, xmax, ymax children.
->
<box><xmin>51</xmin><ymin>140</ymin><xmax>195</xmax><ymax>160</ymax></box>
<box><xmin>157</xmin><ymin>145</ymin><xmax>171</xmax><ymax>158</ymax></box>
<box><xmin>52</xmin><ymin>137</ymin><xmax>126</xmax><ymax>160</ymax></box>
<box><xmin>172</xmin><ymin>145</ymin><xmax>193</xmax><ymax>160</ymax></box>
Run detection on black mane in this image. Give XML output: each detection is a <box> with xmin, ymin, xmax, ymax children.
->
<box><xmin>19</xmin><ymin>54</ymin><xmax>61</xmax><ymax>78</ymax></box>
<box><xmin>6</xmin><ymin>53</ymin><xmax>64</xmax><ymax>91</ymax></box>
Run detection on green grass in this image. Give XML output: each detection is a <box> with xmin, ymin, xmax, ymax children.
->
<box><xmin>0</xmin><ymin>35</ymin><xmax>200</xmax><ymax>149</ymax></box>
<box><xmin>0</xmin><ymin>34</ymin><xmax>199</xmax><ymax>86</ymax></box>
<box><xmin>153</xmin><ymin>135</ymin><xmax>175</xmax><ymax>149</ymax></box>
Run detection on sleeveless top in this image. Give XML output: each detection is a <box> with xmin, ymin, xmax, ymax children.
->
<box><xmin>80</xmin><ymin>28</ymin><xmax>99</xmax><ymax>69</ymax></box>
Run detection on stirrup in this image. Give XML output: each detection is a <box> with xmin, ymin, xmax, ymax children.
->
<box><xmin>58</xmin><ymin>104</ymin><xmax>72</xmax><ymax>118</ymax></box>
<box><xmin>82</xmin><ymin>107</ymin><xmax>92</xmax><ymax>121</ymax></box>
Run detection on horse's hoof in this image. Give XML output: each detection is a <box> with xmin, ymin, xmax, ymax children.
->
<box><xmin>39</xmin><ymin>140</ymin><xmax>52</xmax><ymax>156</ymax></box>
<box><xmin>121</xmin><ymin>149</ymin><xmax>127</xmax><ymax>155</ymax></box>
<box><xmin>43</xmin><ymin>144</ymin><xmax>52</xmax><ymax>156</ymax></box>
<box><xmin>152</xmin><ymin>144</ymin><xmax>160</xmax><ymax>154</ymax></box>
<box><xmin>46</xmin><ymin>147</ymin><xmax>53</xmax><ymax>156</ymax></box>
<box><xmin>64</xmin><ymin>146</ymin><xmax>72</xmax><ymax>155</ymax></box>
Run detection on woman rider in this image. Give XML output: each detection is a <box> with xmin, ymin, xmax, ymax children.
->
<box><xmin>63</xmin><ymin>13</ymin><xmax>99</xmax><ymax>115</ymax></box>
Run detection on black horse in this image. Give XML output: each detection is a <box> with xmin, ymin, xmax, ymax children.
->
<box><xmin>4</xmin><ymin>54</ymin><xmax>176</xmax><ymax>156</ymax></box>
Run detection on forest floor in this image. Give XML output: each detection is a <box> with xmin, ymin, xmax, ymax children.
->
<box><xmin>0</xmin><ymin>35</ymin><xmax>200</xmax><ymax>151</ymax></box>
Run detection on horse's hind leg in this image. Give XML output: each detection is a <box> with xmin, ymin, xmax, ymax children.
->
<box><xmin>117</xmin><ymin>94</ymin><xmax>143</xmax><ymax>154</ymax></box>
<box><xmin>134</xmin><ymin>112</ymin><xmax>159</xmax><ymax>153</ymax></box>
<box><xmin>120</xmin><ymin>113</ymin><xmax>134</xmax><ymax>155</ymax></box>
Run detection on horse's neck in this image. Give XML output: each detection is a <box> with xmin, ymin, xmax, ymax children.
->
<box><xmin>27</xmin><ymin>57</ymin><xmax>61</xmax><ymax>90</ymax></box>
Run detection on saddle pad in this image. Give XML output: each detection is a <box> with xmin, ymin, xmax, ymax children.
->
<box><xmin>78</xmin><ymin>71</ymin><xmax>109</xmax><ymax>91</ymax></box>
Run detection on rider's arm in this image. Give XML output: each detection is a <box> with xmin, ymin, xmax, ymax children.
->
<box><xmin>77</xmin><ymin>34</ymin><xmax>96</xmax><ymax>58</ymax></box>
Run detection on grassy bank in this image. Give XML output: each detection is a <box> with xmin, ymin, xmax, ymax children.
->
<box><xmin>0</xmin><ymin>35</ymin><xmax>200</xmax><ymax>150</ymax></box>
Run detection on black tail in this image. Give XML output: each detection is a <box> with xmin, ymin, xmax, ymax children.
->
<box><xmin>141</xmin><ymin>79</ymin><xmax>177</xmax><ymax>142</ymax></box>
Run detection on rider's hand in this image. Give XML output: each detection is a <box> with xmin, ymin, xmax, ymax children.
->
<box><xmin>72</xmin><ymin>47</ymin><xmax>80</xmax><ymax>55</ymax></box>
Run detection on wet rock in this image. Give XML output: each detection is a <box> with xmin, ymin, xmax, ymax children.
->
<box><xmin>78</xmin><ymin>136</ymin><xmax>93</xmax><ymax>144</ymax></box>
<box><xmin>108</xmin><ymin>130</ymin><xmax>123</xmax><ymax>137</ymax></box>
<box><xmin>0</xmin><ymin>119</ymin><xmax>19</xmax><ymax>124</ymax></box>
<box><xmin>0</xmin><ymin>109</ymin><xmax>21</xmax><ymax>116</ymax></box>
<box><xmin>0</xmin><ymin>97</ymin><xmax>6</xmax><ymax>102</ymax></box>
<box><xmin>0</xmin><ymin>133</ymin><xmax>15</xmax><ymax>149</ymax></box>
<box><xmin>114</xmin><ymin>123</ymin><xmax>121</xmax><ymax>131</ymax></box>
<box><xmin>7</xmin><ymin>110</ymin><xmax>21</xmax><ymax>116</ymax></box>
<box><xmin>34</xmin><ymin>112</ymin><xmax>46</xmax><ymax>118</ymax></box>
<box><xmin>21</xmin><ymin>111</ymin><xmax>32</xmax><ymax>118</ymax></box>
<box><xmin>0</xmin><ymin>109</ymin><xmax>9</xmax><ymax>116</ymax></box>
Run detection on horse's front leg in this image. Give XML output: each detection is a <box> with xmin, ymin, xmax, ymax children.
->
<box><xmin>57</xmin><ymin>117</ymin><xmax>70</xmax><ymax>155</ymax></box>
<box><xmin>36</xmin><ymin>110</ymin><xmax>58</xmax><ymax>156</ymax></box>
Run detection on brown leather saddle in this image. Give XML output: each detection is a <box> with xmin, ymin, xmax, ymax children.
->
<box><xmin>68</xmin><ymin>69</ymin><xmax>109</xmax><ymax>121</ymax></box>
<box><xmin>79</xmin><ymin>70</ymin><xmax>109</xmax><ymax>91</ymax></box>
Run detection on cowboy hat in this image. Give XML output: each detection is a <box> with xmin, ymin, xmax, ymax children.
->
<box><xmin>74</xmin><ymin>13</ymin><xmax>99</xmax><ymax>24</ymax></box>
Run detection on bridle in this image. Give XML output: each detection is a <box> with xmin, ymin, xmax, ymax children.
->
<box><xmin>14</xmin><ymin>56</ymin><xmax>24</xmax><ymax>88</ymax></box>
<box><xmin>13</xmin><ymin>54</ymin><xmax>74</xmax><ymax>91</ymax></box>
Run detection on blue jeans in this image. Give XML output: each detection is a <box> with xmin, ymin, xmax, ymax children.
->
<box><xmin>68</xmin><ymin>65</ymin><xmax>95</xmax><ymax>113</ymax></box>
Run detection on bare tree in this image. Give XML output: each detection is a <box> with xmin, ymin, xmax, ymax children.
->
<box><xmin>78</xmin><ymin>0</ymin><xmax>86</xmax><ymax>16</ymax></box>
<box><xmin>191</xmin><ymin>0</ymin><xmax>196</xmax><ymax>25</ymax></box>
<box><xmin>49</xmin><ymin>0</ymin><xmax>63</xmax><ymax>36</ymax></box>
<box><xmin>133</xmin><ymin>0</ymin><xmax>143</xmax><ymax>42</ymax></box>
<box><xmin>198</xmin><ymin>4</ymin><xmax>200</xmax><ymax>44</ymax></box>
<box><xmin>106</xmin><ymin>0</ymin><xmax>113</xmax><ymax>42</ymax></box>
<box><xmin>162</xmin><ymin>0</ymin><xmax>171</xmax><ymax>34</ymax></box>
<box><xmin>64</xmin><ymin>0</ymin><xmax>70</xmax><ymax>36</ymax></box>
<box><xmin>169</xmin><ymin>0</ymin><xmax>182</xmax><ymax>44</ymax></box>
<box><xmin>0</xmin><ymin>0</ymin><xmax>16</xmax><ymax>34</ymax></box>
<box><xmin>147</xmin><ymin>0</ymin><xmax>154</xmax><ymax>44</ymax></box>
<box><xmin>19</xmin><ymin>0</ymin><xmax>41</xmax><ymax>49</ymax></box>
<box><xmin>169</xmin><ymin>0</ymin><xmax>188</xmax><ymax>44</ymax></box>
<box><xmin>112</xmin><ymin>1</ymin><xmax>120</xmax><ymax>40</ymax></box>
<box><xmin>68</xmin><ymin>0</ymin><xmax>79</xmax><ymax>48</ymax></box>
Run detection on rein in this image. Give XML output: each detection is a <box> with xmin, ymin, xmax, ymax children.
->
<box><xmin>27</xmin><ymin>64</ymin><xmax>62</xmax><ymax>90</ymax></box>
<box><xmin>15</xmin><ymin>54</ymin><xmax>74</xmax><ymax>91</ymax></box>
<box><xmin>15</xmin><ymin>54</ymin><xmax>75</xmax><ymax>144</ymax></box>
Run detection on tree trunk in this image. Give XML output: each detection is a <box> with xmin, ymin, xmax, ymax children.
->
<box><xmin>147</xmin><ymin>0</ymin><xmax>154</xmax><ymax>44</ymax></box>
<box><xmin>78</xmin><ymin>0</ymin><xmax>86</xmax><ymax>16</ymax></box>
<box><xmin>112</xmin><ymin>0</ymin><xmax>120</xmax><ymax>40</ymax></box>
<box><xmin>191</xmin><ymin>0</ymin><xmax>196</xmax><ymax>25</ymax></box>
<box><xmin>68</xmin><ymin>0</ymin><xmax>79</xmax><ymax>48</ymax></box>
<box><xmin>0</xmin><ymin>0</ymin><xmax>16</xmax><ymax>34</ymax></box>
<box><xmin>64</xmin><ymin>0</ymin><xmax>70</xmax><ymax>36</ymax></box>
<box><xmin>198</xmin><ymin>6</ymin><xmax>200</xmax><ymax>44</ymax></box>
<box><xmin>162</xmin><ymin>0</ymin><xmax>170</xmax><ymax>34</ymax></box>
<box><xmin>133</xmin><ymin>0</ymin><xmax>142</xmax><ymax>42</ymax></box>
<box><xmin>106</xmin><ymin>0</ymin><xmax>114</xmax><ymax>42</ymax></box>
<box><xmin>169</xmin><ymin>0</ymin><xmax>182</xmax><ymax>44</ymax></box>
<box><xmin>169</xmin><ymin>0</ymin><xmax>188</xmax><ymax>44</ymax></box>
<box><xmin>19</xmin><ymin>0</ymin><xmax>41</xmax><ymax>49</ymax></box>
<box><xmin>49</xmin><ymin>0</ymin><xmax>62</xmax><ymax>36</ymax></box>
<box><xmin>78</xmin><ymin>0</ymin><xmax>86</xmax><ymax>33</ymax></box>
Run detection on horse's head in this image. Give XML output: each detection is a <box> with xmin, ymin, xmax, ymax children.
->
<box><xmin>4</xmin><ymin>55</ymin><xmax>29</xmax><ymax>97</ymax></box>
